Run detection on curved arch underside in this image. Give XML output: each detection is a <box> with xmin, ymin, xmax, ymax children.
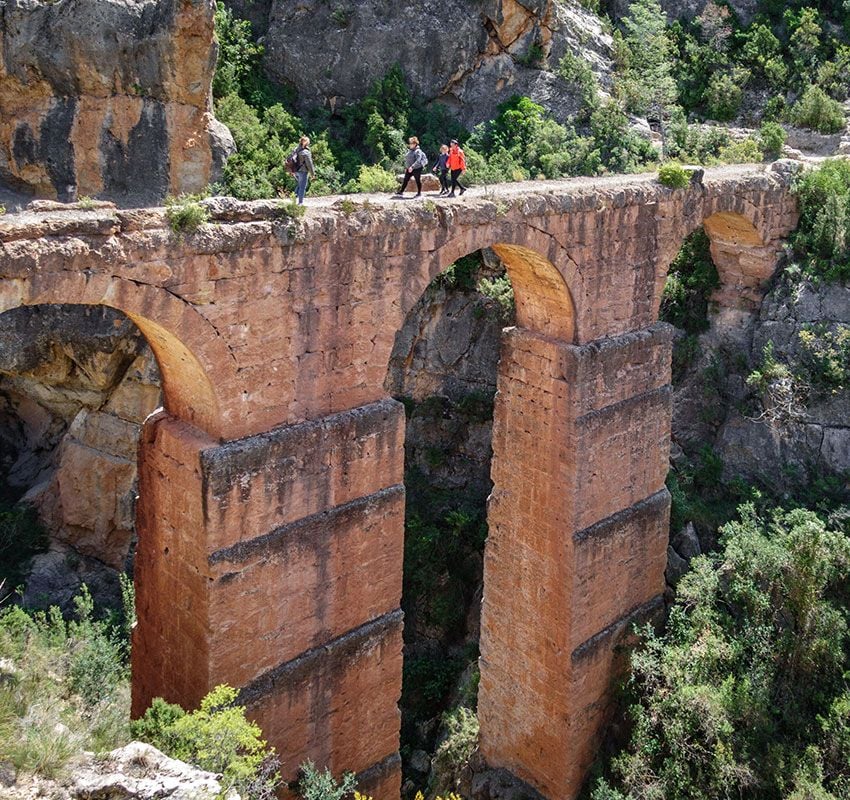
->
<box><xmin>491</xmin><ymin>243</ymin><xmax>576</xmax><ymax>343</ymax></box>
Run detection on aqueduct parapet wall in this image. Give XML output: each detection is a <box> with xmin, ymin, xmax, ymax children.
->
<box><xmin>0</xmin><ymin>165</ymin><xmax>798</xmax><ymax>799</ymax></box>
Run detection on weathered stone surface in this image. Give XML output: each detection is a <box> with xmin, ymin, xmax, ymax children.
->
<box><xmin>0</xmin><ymin>741</ymin><xmax>239</xmax><ymax>800</ymax></box>
<box><xmin>0</xmin><ymin>0</ymin><xmax>232</xmax><ymax>204</ymax></box>
<box><xmin>259</xmin><ymin>0</ymin><xmax>612</xmax><ymax>126</ymax></box>
<box><xmin>0</xmin><ymin>305</ymin><xmax>161</xmax><ymax>586</ymax></box>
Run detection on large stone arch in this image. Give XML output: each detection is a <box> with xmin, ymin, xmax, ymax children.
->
<box><xmin>0</xmin><ymin>272</ymin><xmax>235</xmax><ymax>438</ymax></box>
<box><xmin>0</xmin><ymin>273</ymin><xmax>238</xmax><ymax>743</ymax></box>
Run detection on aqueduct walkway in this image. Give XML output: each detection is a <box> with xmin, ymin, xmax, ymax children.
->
<box><xmin>0</xmin><ymin>165</ymin><xmax>798</xmax><ymax>799</ymax></box>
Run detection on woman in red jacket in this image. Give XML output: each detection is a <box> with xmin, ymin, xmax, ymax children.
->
<box><xmin>447</xmin><ymin>139</ymin><xmax>467</xmax><ymax>197</ymax></box>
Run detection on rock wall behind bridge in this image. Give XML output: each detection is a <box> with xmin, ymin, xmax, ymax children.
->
<box><xmin>0</xmin><ymin>0</ymin><xmax>233</xmax><ymax>205</ymax></box>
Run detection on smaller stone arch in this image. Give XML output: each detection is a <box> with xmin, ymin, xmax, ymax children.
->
<box><xmin>0</xmin><ymin>273</ymin><xmax>234</xmax><ymax>438</ymax></box>
<box><xmin>654</xmin><ymin>209</ymin><xmax>781</xmax><ymax>323</ymax></box>
<box><xmin>430</xmin><ymin>232</ymin><xmax>578</xmax><ymax>344</ymax></box>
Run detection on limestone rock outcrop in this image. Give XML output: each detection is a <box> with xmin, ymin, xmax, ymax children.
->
<box><xmin>1</xmin><ymin>741</ymin><xmax>240</xmax><ymax>800</ymax></box>
<box><xmin>256</xmin><ymin>0</ymin><xmax>613</xmax><ymax>126</ymax></box>
<box><xmin>0</xmin><ymin>305</ymin><xmax>161</xmax><ymax>607</ymax></box>
<box><xmin>673</xmin><ymin>276</ymin><xmax>850</xmax><ymax>497</ymax></box>
<box><xmin>0</xmin><ymin>0</ymin><xmax>234</xmax><ymax>204</ymax></box>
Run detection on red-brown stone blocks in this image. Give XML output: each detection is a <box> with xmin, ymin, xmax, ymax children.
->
<box><xmin>208</xmin><ymin>487</ymin><xmax>404</xmax><ymax>686</ymax></box>
<box><xmin>241</xmin><ymin>613</ymin><xmax>403</xmax><ymax>792</ymax></box>
<box><xmin>0</xmin><ymin>167</ymin><xmax>802</xmax><ymax>800</ymax></box>
<box><xmin>132</xmin><ymin>411</ymin><xmax>218</xmax><ymax>717</ymax></box>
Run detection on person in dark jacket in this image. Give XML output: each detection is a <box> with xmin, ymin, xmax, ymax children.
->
<box><xmin>396</xmin><ymin>136</ymin><xmax>428</xmax><ymax>197</ymax></box>
<box><xmin>432</xmin><ymin>144</ymin><xmax>450</xmax><ymax>195</ymax></box>
<box><xmin>294</xmin><ymin>135</ymin><xmax>315</xmax><ymax>205</ymax></box>
<box><xmin>447</xmin><ymin>139</ymin><xmax>467</xmax><ymax>197</ymax></box>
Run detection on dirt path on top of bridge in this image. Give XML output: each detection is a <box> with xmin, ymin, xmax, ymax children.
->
<box><xmin>302</xmin><ymin>163</ymin><xmax>776</xmax><ymax>211</ymax></box>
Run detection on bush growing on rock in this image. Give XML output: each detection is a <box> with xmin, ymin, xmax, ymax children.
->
<box><xmin>165</xmin><ymin>194</ymin><xmax>210</xmax><ymax>234</ymax></box>
<box><xmin>658</xmin><ymin>162</ymin><xmax>690</xmax><ymax>188</ymax></box>
<box><xmin>758</xmin><ymin>120</ymin><xmax>787</xmax><ymax>157</ymax></box>
<box><xmin>791</xmin><ymin>160</ymin><xmax>850</xmax><ymax>280</ymax></box>
<box><xmin>297</xmin><ymin>760</ymin><xmax>355</xmax><ymax>800</ymax></box>
<box><xmin>132</xmin><ymin>685</ymin><xmax>281</xmax><ymax>800</ymax></box>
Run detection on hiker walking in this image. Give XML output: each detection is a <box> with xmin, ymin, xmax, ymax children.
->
<box><xmin>433</xmin><ymin>144</ymin><xmax>450</xmax><ymax>196</ymax></box>
<box><xmin>291</xmin><ymin>135</ymin><xmax>315</xmax><ymax>205</ymax></box>
<box><xmin>447</xmin><ymin>139</ymin><xmax>467</xmax><ymax>197</ymax></box>
<box><xmin>396</xmin><ymin>136</ymin><xmax>428</xmax><ymax>197</ymax></box>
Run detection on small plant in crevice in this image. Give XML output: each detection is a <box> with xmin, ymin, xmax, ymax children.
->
<box><xmin>165</xmin><ymin>194</ymin><xmax>210</xmax><ymax>234</ymax></box>
<box><xmin>657</xmin><ymin>162</ymin><xmax>691</xmax><ymax>189</ymax></box>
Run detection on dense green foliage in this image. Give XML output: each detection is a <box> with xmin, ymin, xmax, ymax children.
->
<box><xmin>131</xmin><ymin>685</ymin><xmax>281</xmax><ymax>799</ymax></box>
<box><xmin>0</xmin><ymin>585</ymin><xmax>133</xmax><ymax>776</ymax></box>
<box><xmin>660</xmin><ymin>227</ymin><xmax>720</xmax><ymax>336</ymax></box>
<box><xmin>658</xmin><ymin>162</ymin><xmax>690</xmax><ymax>188</ymax></box>
<box><xmin>593</xmin><ymin>504</ymin><xmax>850</xmax><ymax>800</ymax></box>
<box><xmin>666</xmin><ymin>0</ymin><xmax>849</xmax><ymax>129</ymax></box>
<box><xmin>791</xmin><ymin>160</ymin><xmax>850</xmax><ymax>280</ymax></box>
<box><xmin>297</xmin><ymin>761</ymin><xmax>356</xmax><ymax>800</ymax></box>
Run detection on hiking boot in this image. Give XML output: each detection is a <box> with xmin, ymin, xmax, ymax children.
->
<box><xmin>459</xmin><ymin>186</ymin><xmax>466</xmax><ymax>195</ymax></box>
<box><xmin>448</xmin><ymin>192</ymin><xmax>456</xmax><ymax>197</ymax></box>
<box><xmin>414</xmin><ymin>192</ymin><xmax>421</xmax><ymax>197</ymax></box>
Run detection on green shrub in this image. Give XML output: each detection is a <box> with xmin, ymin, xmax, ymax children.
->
<box><xmin>593</xmin><ymin>504</ymin><xmax>850</xmax><ymax>800</ymax></box>
<box><xmin>343</xmin><ymin>163</ymin><xmax>398</xmax><ymax>193</ymax></box>
<box><xmin>704</xmin><ymin>71</ymin><xmax>745</xmax><ymax>121</ymax></box>
<box><xmin>657</xmin><ymin>162</ymin><xmax>690</xmax><ymax>189</ymax></box>
<box><xmin>589</xmin><ymin>102</ymin><xmax>657</xmax><ymax>174</ymax></box>
<box><xmin>791</xmin><ymin>159</ymin><xmax>850</xmax><ymax>280</ymax></box>
<box><xmin>0</xmin><ymin>586</ymin><xmax>131</xmax><ymax>777</ymax></box>
<box><xmin>298</xmin><ymin>760</ymin><xmax>356</xmax><ymax>800</ymax></box>
<box><xmin>758</xmin><ymin>120</ymin><xmax>787</xmax><ymax>158</ymax></box>
<box><xmin>477</xmin><ymin>275</ymin><xmax>515</xmax><ymax>323</ymax></box>
<box><xmin>557</xmin><ymin>50</ymin><xmax>599</xmax><ymax>115</ymax></box>
<box><xmin>718</xmin><ymin>135</ymin><xmax>764</xmax><ymax>164</ymax></box>
<box><xmin>429</xmin><ymin>707</ymin><xmax>479</xmax><ymax>796</ymax></box>
<box><xmin>165</xmin><ymin>194</ymin><xmax>210</xmax><ymax>234</ymax></box>
<box><xmin>615</xmin><ymin>0</ymin><xmax>677</xmax><ymax>119</ymax></box>
<box><xmin>790</xmin><ymin>85</ymin><xmax>846</xmax><ymax>134</ymax></box>
<box><xmin>132</xmin><ymin>685</ymin><xmax>280</xmax><ymax>799</ymax></box>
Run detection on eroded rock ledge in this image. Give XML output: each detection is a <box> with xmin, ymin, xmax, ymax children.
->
<box><xmin>0</xmin><ymin>0</ymin><xmax>234</xmax><ymax>205</ymax></box>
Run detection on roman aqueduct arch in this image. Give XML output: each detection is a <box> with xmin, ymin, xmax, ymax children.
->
<box><xmin>0</xmin><ymin>167</ymin><xmax>798</xmax><ymax>799</ymax></box>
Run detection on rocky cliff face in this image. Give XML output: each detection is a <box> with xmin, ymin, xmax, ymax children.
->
<box><xmin>0</xmin><ymin>0</ymin><xmax>234</xmax><ymax>204</ymax></box>
<box><xmin>254</xmin><ymin>0</ymin><xmax>613</xmax><ymax>126</ymax></box>
<box><xmin>673</xmin><ymin>274</ymin><xmax>850</xmax><ymax>504</ymax></box>
<box><xmin>0</xmin><ymin>305</ymin><xmax>161</xmax><ymax>611</ymax></box>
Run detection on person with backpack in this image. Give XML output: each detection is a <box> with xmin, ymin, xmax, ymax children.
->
<box><xmin>288</xmin><ymin>135</ymin><xmax>315</xmax><ymax>205</ymax></box>
<box><xmin>395</xmin><ymin>136</ymin><xmax>428</xmax><ymax>197</ymax></box>
<box><xmin>447</xmin><ymin>139</ymin><xmax>467</xmax><ymax>197</ymax></box>
<box><xmin>432</xmin><ymin>144</ymin><xmax>450</xmax><ymax>196</ymax></box>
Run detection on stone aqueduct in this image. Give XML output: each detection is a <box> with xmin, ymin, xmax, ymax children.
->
<box><xmin>0</xmin><ymin>166</ymin><xmax>797</xmax><ymax>799</ymax></box>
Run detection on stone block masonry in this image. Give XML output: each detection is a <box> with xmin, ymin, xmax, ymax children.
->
<box><xmin>1</xmin><ymin>166</ymin><xmax>799</xmax><ymax>800</ymax></box>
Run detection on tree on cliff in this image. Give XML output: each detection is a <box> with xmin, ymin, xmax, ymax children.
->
<box><xmin>614</xmin><ymin>0</ymin><xmax>677</xmax><ymax>120</ymax></box>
